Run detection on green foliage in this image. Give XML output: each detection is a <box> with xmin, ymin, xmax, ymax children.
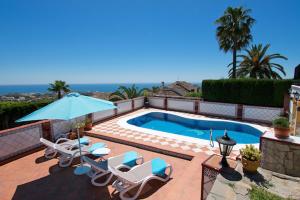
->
<box><xmin>149</xmin><ymin>86</ymin><xmax>160</xmax><ymax>93</ymax></box>
<box><xmin>48</xmin><ymin>80</ymin><xmax>70</xmax><ymax>99</ymax></box>
<box><xmin>215</xmin><ymin>6</ymin><xmax>255</xmax><ymax>78</ymax></box>
<box><xmin>109</xmin><ymin>85</ymin><xmax>146</xmax><ymax>102</ymax></box>
<box><xmin>249</xmin><ymin>186</ymin><xmax>291</xmax><ymax>200</ymax></box>
<box><xmin>0</xmin><ymin>99</ymin><xmax>53</xmax><ymax>130</ymax></box>
<box><xmin>228</xmin><ymin>44</ymin><xmax>287</xmax><ymax>79</ymax></box>
<box><xmin>72</xmin><ymin>121</ymin><xmax>86</xmax><ymax>129</ymax></box>
<box><xmin>240</xmin><ymin>144</ymin><xmax>261</xmax><ymax>161</ymax></box>
<box><xmin>202</xmin><ymin>79</ymin><xmax>293</xmax><ymax>107</ymax></box>
<box><xmin>85</xmin><ymin>118</ymin><xmax>92</xmax><ymax>124</ymax></box>
<box><xmin>272</xmin><ymin>117</ymin><xmax>289</xmax><ymax>128</ymax></box>
<box><xmin>185</xmin><ymin>92</ymin><xmax>202</xmax><ymax>98</ymax></box>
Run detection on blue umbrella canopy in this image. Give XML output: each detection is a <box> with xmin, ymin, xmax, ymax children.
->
<box><xmin>16</xmin><ymin>92</ymin><xmax>116</xmax><ymax>122</ymax></box>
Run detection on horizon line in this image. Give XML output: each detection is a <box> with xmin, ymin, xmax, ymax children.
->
<box><xmin>0</xmin><ymin>81</ymin><xmax>202</xmax><ymax>86</ymax></box>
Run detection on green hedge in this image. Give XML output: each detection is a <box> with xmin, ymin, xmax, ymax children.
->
<box><xmin>0</xmin><ymin>99</ymin><xmax>53</xmax><ymax>130</ymax></box>
<box><xmin>202</xmin><ymin>79</ymin><xmax>293</xmax><ymax>107</ymax></box>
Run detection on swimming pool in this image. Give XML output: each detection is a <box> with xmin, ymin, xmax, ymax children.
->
<box><xmin>124</xmin><ymin>112</ymin><xmax>263</xmax><ymax>145</ymax></box>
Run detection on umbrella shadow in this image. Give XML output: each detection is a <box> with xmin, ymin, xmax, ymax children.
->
<box><xmin>12</xmin><ymin>164</ymin><xmax>112</xmax><ymax>200</ymax></box>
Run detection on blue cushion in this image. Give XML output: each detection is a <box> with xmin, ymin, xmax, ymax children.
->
<box><xmin>122</xmin><ymin>151</ymin><xmax>138</xmax><ymax>167</ymax></box>
<box><xmin>151</xmin><ymin>158</ymin><xmax>167</xmax><ymax>177</ymax></box>
<box><xmin>88</xmin><ymin>142</ymin><xmax>106</xmax><ymax>152</ymax></box>
<box><xmin>79</xmin><ymin>137</ymin><xmax>89</xmax><ymax>145</ymax></box>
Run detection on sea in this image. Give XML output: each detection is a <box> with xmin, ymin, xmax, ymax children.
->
<box><xmin>0</xmin><ymin>83</ymin><xmax>162</xmax><ymax>95</ymax></box>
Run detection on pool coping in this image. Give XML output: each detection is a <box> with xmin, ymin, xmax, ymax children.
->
<box><xmin>117</xmin><ymin>110</ymin><xmax>267</xmax><ymax>150</ymax></box>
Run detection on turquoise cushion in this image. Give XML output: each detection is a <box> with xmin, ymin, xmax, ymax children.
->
<box><xmin>88</xmin><ymin>142</ymin><xmax>106</xmax><ymax>152</ymax></box>
<box><xmin>122</xmin><ymin>151</ymin><xmax>138</xmax><ymax>167</ymax></box>
<box><xmin>151</xmin><ymin>158</ymin><xmax>167</xmax><ymax>177</ymax></box>
<box><xmin>79</xmin><ymin>137</ymin><xmax>89</xmax><ymax>145</ymax></box>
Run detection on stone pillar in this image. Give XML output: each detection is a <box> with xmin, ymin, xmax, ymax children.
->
<box><xmin>41</xmin><ymin>120</ymin><xmax>52</xmax><ymax>141</ymax></box>
<box><xmin>114</xmin><ymin>103</ymin><xmax>118</xmax><ymax>116</ymax></box>
<box><xmin>237</xmin><ymin>104</ymin><xmax>243</xmax><ymax>120</ymax></box>
<box><xmin>195</xmin><ymin>100</ymin><xmax>199</xmax><ymax>114</ymax></box>
<box><xmin>164</xmin><ymin>97</ymin><xmax>168</xmax><ymax>110</ymax></box>
<box><xmin>132</xmin><ymin>99</ymin><xmax>135</xmax><ymax>111</ymax></box>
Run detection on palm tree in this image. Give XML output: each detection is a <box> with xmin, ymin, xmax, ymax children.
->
<box><xmin>48</xmin><ymin>80</ymin><xmax>70</xmax><ymax>99</ymax></box>
<box><xmin>148</xmin><ymin>86</ymin><xmax>160</xmax><ymax>94</ymax></box>
<box><xmin>109</xmin><ymin>85</ymin><xmax>146</xmax><ymax>101</ymax></box>
<box><xmin>229</xmin><ymin>44</ymin><xmax>287</xmax><ymax>79</ymax></box>
<box><xmin>215</xmin><ymin>7</ymin><xmax>255</xmax><ymax>78</ymax></box>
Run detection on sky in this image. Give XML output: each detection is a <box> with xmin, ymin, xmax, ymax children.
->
<box><xmin>0</xmin><ymin>0</ymin><xmax>299</xmax><ymax>85</ymax></box>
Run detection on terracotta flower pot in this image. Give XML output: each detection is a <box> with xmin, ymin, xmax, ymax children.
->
<box><xmin>274</xmin><ymin>127</ymin><xmax>290</xmax><ymax>139</ymax></box>
<box><xmin>241</xmin><ymin>157</ymin><xmax>260</xmax><ymax>173</ymax></box>
<box><xmin>69</xmin><ymin>132</ymin><xmax>77</xmax><ymax>140</ymax></box>
<box><xmin>79</xmin><ymin>127</ymin><xmax>84</xmax><ymax>137</ymax></box>
<box><xmin>84</xmin><ymin>123</ymin><xmax>93</xmax><ymax>131</ymax></box>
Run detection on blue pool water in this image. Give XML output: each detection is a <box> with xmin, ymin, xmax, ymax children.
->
<box><xmin>127</xmin><ymin>112</ymin><xmax>262</xmax><ymax>144</ymax></box>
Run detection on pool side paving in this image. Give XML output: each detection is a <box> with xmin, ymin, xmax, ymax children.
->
<box><xmin>87</xmin><ymin>108</ymin><xmax>271</xmax><ymax>159</ymax></box>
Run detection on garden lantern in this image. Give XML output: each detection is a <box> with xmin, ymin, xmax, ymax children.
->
<box><xmin>216</xmin><ymin>130</ymin><xmax>236</xmax><ymax>167</ymax></box>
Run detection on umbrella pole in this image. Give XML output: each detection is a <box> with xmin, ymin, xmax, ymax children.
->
<box><xmin>74</xmin><ymin>127</ymin><xmax>90</xmax><ymax>175</ymax></box>
<box><xmin>76</xmin><ymin>128</ymin><xmax>83</xmax><ymax>166</ymax></box>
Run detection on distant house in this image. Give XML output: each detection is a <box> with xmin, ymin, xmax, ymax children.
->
<box><xmin>0</xmin><ymin>96</ymin><xmax>15</xmax><ymax>101</ymax></box>
<box><xmin>156</xmin><ymin>81</ymin><xmax>199</xmax><ymax>96</ymax></box>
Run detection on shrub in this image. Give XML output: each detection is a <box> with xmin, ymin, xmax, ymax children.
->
<box><xmin>0</xmin><ymin>99</ymin><xmax>53</xmax><ymax>130</ymax></box>
<box><xmin>202</xmin><ymin>79</ymin><xmax>293</xmax><ymax>107</ymax></box>
<box><xmin>240</xmin><ymin>144</ymin><xmax>261</xmax><ymax>161</ymax></box>
<box><xmin>185</xmin><ymin>91</ymin><xmax>202</xmax><ymax>98</ymax></box>
<box><xmin>249</xmin><ymin>186</ymin><xmax>290</xmax><ymax>200</ymax></box>
<box><xmin>272</xmin><ymin>117</ymin><xmax>289</xmax><ymax>129</ymax></box>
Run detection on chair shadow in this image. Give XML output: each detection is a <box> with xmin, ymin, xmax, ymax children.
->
<box><xmin>111</xmin><ymin>178</ymin><xmax>172</xmax><ymax>200</ymax></box>
<box><xmin>35</xmin><ymin>156</ymin><xmax>51</xmax><ymax>164</ymax></box>
<box><xmin>12</xmin><ymin>165</ymin><xmax>112</xmax><ymax>200</ymax></box>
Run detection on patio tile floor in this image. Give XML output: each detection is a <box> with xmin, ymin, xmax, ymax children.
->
<box><xmin>0</xmin><ymin>137</ymin><xmax>204</xmax><ymax>200</ymax></box>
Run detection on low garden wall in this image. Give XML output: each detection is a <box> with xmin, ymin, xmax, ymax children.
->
<box><xmin>147</xmin><ymin>96</ymin><xmax>283</xmax><ymax>123</ymax></box>
<box><xmin>261</xmin><ymin>132</ymin><xmax>300</xmax><ymax>177</ymax></box>
<box><xmin>92</xmin><ymin>97</ymin><xmax>144</xmax><ymax>123</ymax></box>
<box><xmin>0</xmin><ymin>121</ymin><xmax>49</xmax><ymax>163</ymax></box>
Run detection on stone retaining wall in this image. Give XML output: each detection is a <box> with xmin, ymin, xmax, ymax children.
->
<box><xmin>261</xmin><ymin>132</ymin><xmax>300</xmax><ymax>177</ymax></box>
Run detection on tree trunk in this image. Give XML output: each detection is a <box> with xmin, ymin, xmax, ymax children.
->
<box><xmin>232</xmin><ymin>48</ymin><xmax>237</xmax><ymax>78</ymax></box>
<box><xmin>58</xmin><ymin>91</ymin><xmax>62</xmax><ymax>99</ymax></box>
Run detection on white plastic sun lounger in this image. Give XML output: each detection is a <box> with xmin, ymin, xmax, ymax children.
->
<box><xmin>40</xmin><ymin>137</ymin><xmax>90</xmax><ymax>159</ymax></box>
<box><xmin>40</xmin><ymin>138</ymin><xmax>107</xmax><ymax>167</ymax></box>
<box><xmin>54</xmin><ymin>143</ymin><xmax>99</xmax><ymax>167</ymax></box>
<box><xmin>110</xmin><ymin>158</ymin><xmax>173</xmax><ymax>200</ymax></box>
<box><xmin>83</xmin><ymin>151</ymin><xmax>144</xmax><ymax>186</ymax></box>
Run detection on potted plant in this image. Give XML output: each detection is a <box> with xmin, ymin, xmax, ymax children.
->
<box><xmin>272</xmin><ymin>117</ymin><xmax>290</xmax><ymax>139</ymax></box>
<box><xmin>71</xmin><ymin>121</ymin><xmax>86</xmax><ymax>138</ymax></box>
<box><xmin>240</xmin><ymin>144</ymin><xmax>261</xmax><ymax>173</ymax></box>
<box><xmin>84</xmin><ymin>118</ymin><xmax>93</xmax><ymax>131</ymax></box>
